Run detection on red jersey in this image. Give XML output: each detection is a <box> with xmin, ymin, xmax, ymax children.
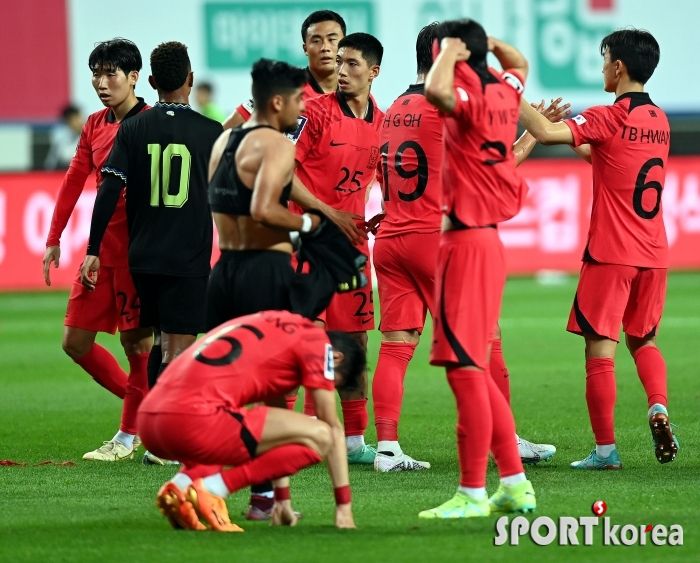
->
<box><xmin>565</xmin><ymin>92</ymin><xmax>670</xmax><ymax>268</ymax></box>
<box><xmin>292</xmin><ymin>92</ymin><xmax>383</xmax><ymax>220</ymax></box>
<box><xmin>442</xmin><ymin>64</ymin><xmax>527</xmax><ymax>227</ymax></box>
<box><xmin>46</xmin><ymin>99</ymin><xmax>148</xmax><ymax>267</ymax></box>
<box><xmin>375</xmin><ymin>84</ymin><xmax>443</xmax><ymax>239</ymax></box>
<box><xmin>139</xmin><ymin>311</ymin><xmax>335</xmax><ymax>415</ymax></box>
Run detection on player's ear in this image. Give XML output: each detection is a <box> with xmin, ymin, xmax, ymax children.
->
<box><xmin>271</xmin><ymin>94</ymin><xmax>284</xmax><ymax>113</ymax></box>
<box><xmin>129</xmin><ymin>70</ymin><xmax>139</xmax><ymax>87</ymax></box>
<box><xmin>187</xmin><ymin>71</ymin><xmax>194</xmax><ymax>88</ymax></box>
<box><xmin>303</xmin><ymin>42</ymin><xmax>309</xmax><ymax>56</ymax></box>
<box><xmin>369</xmin><ymin>64</ymin><xmax>380</xmax><ymax>81</ymax></box>
<box><xmin>148</xmin><ymin>75</ymin><xmax>157</xmax><ymax>91</ymax></box>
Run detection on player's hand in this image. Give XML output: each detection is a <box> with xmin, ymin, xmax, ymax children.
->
<box><xmin>487</xmin><ymin>36</ymin><xmax>497</xmax><ymax>52</ymax></box>
<box><xmin>270</xmin><ymin>500</ymin><xmax>298</xmax><ymax>527</ymax></box>
<box><xmin>309</xmin><ymin>213</ymin><xmax>322</xmax><ymax>233</ymax></box>
<box><xmin>533</xmin><ymin>97</ymin><xmax>572</xmax><ymax>124</ymax></box>
<box><xmin>440</xmin><ymin>37</ymin><xmax>471</xmax><ymax>62</ymax></box>
<box><xmin>80</xmin><ymin>255</ymin><xmax>100</xmax><ymax>291</ymax></box>
<box><xmin>43</xmin><ymin>246</ymin><xmax>61</xmax><ymax>286</ymax></box>
<box><xmin>363</xmin><ymin>212</ymin><xmax>386</xmax><ymax>235</ymax></box>
<box><xmin>334</xmin><ymin>504</ymin><xmax>356</xmax><ymax>529</ymax></box>
<box><xmin>324</xmin><ymin>207</ymin><xmax>368</xmax><ymax>246</ymax></box>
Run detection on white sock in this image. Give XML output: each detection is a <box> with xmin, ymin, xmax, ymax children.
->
<box><xmin>346</xmin><ymin>435</ymin><xmax>365</xmax><ymax>452</ymax></box>
<box><xmin>648</xmin><ymin>403</ymin><xmax>667</xmax><ymax>417</ymax></box>
<box><xmin>113</xmin><ymin>431</ymin><xmax>135</xmax><ymax>449</ymax></box>
<box><xmin>596</xmin><ymin>443</ymin><xmax>616</xmax><ymax>458</ymax></box>
<box><xmin>458</xmin><ymin>486</ymin><xmax>487</xmax><ymax>500</ymax></box>
<box><xmin>255</xmin><ymin>490</ymin><xmax>274</xmax><ymax>499</ymax></box>
<box><xmin>201</xmin><ymin>473</ymin><xmax>230</xmax><ymax>498</ymax></box>
<box><xmin>377</xmin><ymin>441</ymin><xmax>402</xmax><ymax>456</ymax></box>
<box><xmin>170</xmin><ymin>472</ymin><xmax>193</xmax><ymax>491</ymax></box>
<box><xmin>500</xmin><ymin>473</ymin><xmax>527</xmax><ymax>487</ymax></box>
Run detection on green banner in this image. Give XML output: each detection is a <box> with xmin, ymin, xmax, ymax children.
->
<box><xmin>205</xmin><ymin>1</ymin><xmax>375</xmax><ymax>69</ymax></box>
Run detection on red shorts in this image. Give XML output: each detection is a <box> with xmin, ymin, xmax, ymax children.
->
<box><xmin>137</xmin><ymin>405</ymin><xmax>269</xmax><ymax>467</ymax></box>
<box><xmin>567</xmin><ymin>262</ymin><xmax>667</xmax><ymax>341</ymax></box>
<box><xmin>374</xmin><ymin>232</ymin><xmax>440</xmax><ymax>332</ymax></box>
<box><xmin>430</xmin><ymin>228</ymin><xmax>505</xmax><ymax>369</ymax></box>
<box><xmin>318</xmin><ymin>259</ymin><xmax>375</xmax><ymax>332</ymax></box>
<box><xmin>65</xmin><ymin>265</ymin><xmax>141</xmax><ymax>334</ymax></box>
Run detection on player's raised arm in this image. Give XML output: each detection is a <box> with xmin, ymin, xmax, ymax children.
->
<box><xmin>223</xmin><ymin>110</ymin><xmax>247</xmax><ymax>130</ymax></box>
<box><xmin>488</xmin><ymin>36</ymin><xmax>528</xmax><ymax>80</ymax></box>
<box><xmin>519</xmin><ymin>97</ymin><xmax>575</xmax><ymax>145</ymax></box>
<box><xmin>425</xmin><ymin>38</ymin><xmax>471</xmax><ymax>114</ymax></box>
<box><xmin>514</xmin><ymin>98</ymin><xmax>572</xmax><ymax>166</ymax></box>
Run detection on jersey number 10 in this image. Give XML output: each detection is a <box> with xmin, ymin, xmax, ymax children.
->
<box><xmin>147</xmin><ymin>143</ymin><xmax>192</xmax><ymax>208</ymax></box>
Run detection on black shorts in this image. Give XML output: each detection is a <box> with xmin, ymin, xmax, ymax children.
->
<box><xmin>206</xmin><ymin>250</ymin><xmax>293</xmax><ymax>330</ymax></box>
<box><xmin>131</xmin><ymin>273</ymin><xmax>208</xmax><ymax>335</ymax></box>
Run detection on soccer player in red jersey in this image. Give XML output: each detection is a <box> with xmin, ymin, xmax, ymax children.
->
<box><xmin>417</xmin><ymin>20</ymin><xmax>536</xmax><ymax>519</ymax></box>
<box><xmin>371</xmin><ymin>24</ymin><xmax>567</xmax><ymax>473</ymax></box>
<box><xmin>292</xmin><ymin>32</ymin><xmax>384</xmax><ymax>465</ymax></box>
<box><xmin>42</xmin><ymin>39</ymin><xmax>153</xmax><ymax>462</ymax></box>
<box><xmin>518</xmin><ymin>28</ymin><xmax>677</xmax><ymax>469</ymax></box>
<box><xmin>138</xmin><ymin>310</ymin><xmax>364</xmax><ymax>531</ymax></box>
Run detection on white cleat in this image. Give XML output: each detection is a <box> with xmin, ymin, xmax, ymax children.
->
<box><xmin>83</xmin><ymin>439</ymin><xmax>135</xmax><ymax>462</ymax></box>
<box><xmin>133</xmin><ymin>435</ymin><xmax>142</xmax><ymax>451</ymax></box>
<box><xmin>374</xmin><ymin>452</ymin><xmax>431</xmax><ymax>472</ymax></box>
<box><xmin>142</xmin><ymin>450</ymin><xmax>180</xmax><ymax>466</ymax></box>
<box><xmin>518</xmin><ymin>436</ymin><xmax>556</xmax><ymax>465</ymax></box>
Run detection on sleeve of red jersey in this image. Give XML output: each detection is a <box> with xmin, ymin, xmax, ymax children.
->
<box><xmin>46</xmin><ymin>122</ymin><xmax>95</xmax><ymax>247</ymax></box>
<box><xmin>237</xmin><ymin>98</ymin><xmax>254</xmax><ymax>121</ymax></box>
<box><xmin>448</xmin><ymin>63</ymin><xmax>485</xmax><ymax>122</ymax></box>
<box><xmin>500</xmin><ymin>68</ymin><xmax>526</xmax><ymax>96</ymax></box>
<box><xmin>294</xmin><ymin>102</ymin><xmax>320</xmax><ymax>164</ymax></box>
<box><xmin>565</xmin><ymin>105</ymin><xmax>617</xmax><ymax>147</ymax></box>
<box><xmin>101</xmin><ymin>125</ymin><xmax>130</xmax><ymax>182</ymax></box>
<box><xmin>297</xmin><ymin>333</ymin><xmax>336</xmax><ymax>392</ymax></box>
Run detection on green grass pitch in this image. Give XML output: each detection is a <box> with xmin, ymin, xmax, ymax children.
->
<box><xmin>0</xmin><ymin>273</ymin><xmax>698</xmax><ymax>562</ymax></box>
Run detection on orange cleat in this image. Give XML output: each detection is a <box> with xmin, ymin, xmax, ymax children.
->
<box><xmin>186</xmin><ymin>479</ymin><xmax>244</xmax><ymax>532</ymax></box>
<box><xmin>156</xmin><ymin>481</ymin><xmax>207</xmax><ymax>531</ymax></box>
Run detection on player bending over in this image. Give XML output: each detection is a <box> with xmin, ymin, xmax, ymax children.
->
<box><xmin>138</xmin><ymin>310</ymin><xmax>364</xmax><ymax>531</ymax></box>
<box><xmin>518</xmin><ymin>28</ymin><xmax>677</xmax><ymax>469</ymax></box>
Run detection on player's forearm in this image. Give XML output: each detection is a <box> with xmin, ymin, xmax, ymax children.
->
<box><xmin>571</xmin><ymin>144</ymin><xmax>592</xmax><ymax>164</ymax></box>
<box><xmin>519</xmin><ymin>98</ymin><xmax>559</xmax><ymax>144</ymax></box>
<box><xmin>86</xmin><ymin>175</ymin><xmax>122</xmax><ymax>256</ymax></box>
<box><xmin>290</xmin><ymin>175</ymin><xmax>329</xmax><ymax>213</ymax></box>
<box><xmin>324</xmin><ymin>422</ymin><xmax>351</xmax><ymax>490</ymax></box>
<box><xmin>251</xmin><ymin>200</ymin><xmax>308</xmax><ymax>232</ymax></box>
<box><xmin>222</xmin><ymin>110</ymin><xmax>246</xmax><ymax>131</ymax></box>
<box><xmin>46</xmin><ymin>166</ymin><xmax>91</xmax><ymax>246</ymax></box>
<box><xmin>513</xmin><ymin>131</ymin><xmax>538</xmax><ymax>167</ymax></box>
<box><xmin>490</xmin><ymin>37</ymin><xmax>528</xmax><ymax>78</ymax></box>
<box><xmin>425</xmin><ymin>49</ymin><xmax>458</xmax><ymax>113</ymax></box>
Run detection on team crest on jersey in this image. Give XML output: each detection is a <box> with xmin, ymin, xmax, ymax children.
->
<box><xmin>285</xmin><ymin>116</ymin><xmax>307</xmax><ymax>144</ymax></box>
<box><xmin>573</xmin><ymin>114</ymin><xmax>587</xmax><ymax>125</ymax></box>
<box><xmin>242</xmin><ymin>99</ymin><xmax>254</xmax><ymax>114</ymax></box>
<box><xmin>367</xmin><ymin>146</ymin><xmax>380</xmax><ymax>169</ymax></box>
<box><xmin>324</xmin><ymin>343</ymin><xmax>334</xmax><ymax>381</ymax></box>
<box><xmin>501</xmin><ymin>72</ymin><xmax>524</xmax><ymax>94</ymax></box>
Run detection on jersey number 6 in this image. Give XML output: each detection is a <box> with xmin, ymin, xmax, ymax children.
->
<box><xmin>147</xmin><ymin>143</ymin><xmax>192</xmax><ymax>208</ymax></box>
<box><xmin>633</xmin><ymin>158</ymin><xmax>664</xmax><ymax>219</ymax></box>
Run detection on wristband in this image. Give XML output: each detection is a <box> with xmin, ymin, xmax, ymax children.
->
<box><xmin>300</xmin><ymin>213</ymin><xmax>313</xmax><ymax>233</ymax></box>
<box><xmin>334</xmin><ymin>485</ymin><xmax>351</xmax><ymax>505</ymax></box>
<box><xmin>274</xmin><ymin>486</ymin><xmax>291</xmax><ymax>502</ymax></box>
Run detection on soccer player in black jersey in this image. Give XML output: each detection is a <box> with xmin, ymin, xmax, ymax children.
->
<box><xmin>82</xmin><ymin>42</ymin><xmax>222</xmax><ymax>443</ymax></box>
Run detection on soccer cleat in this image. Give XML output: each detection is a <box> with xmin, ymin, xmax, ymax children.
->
<box><xmin>648</xmin><ymin>404</ymin><xmax>679</xmax><ymax>464</ymax></box>
<box><xmin>156</xmin><ymin>481</ymin><xmax>206</xmax><ymax>531</ymax></box>
<box><xmin>570</xmin><ymin>449</ymin><xmax>622</xmax><ymax>470</ymax></box>
<box><xmin>185</xmin><ymin>479</ymin><xmax>243</xmax><ymax>532</ymax></box>
<box><xmin>347</xmin><ymin>444</ymin><xmax>377</xmax><ymax>465</ymax></box>
<box><xmin>518</xmin><ymin>436</ymin><xmax>556</xmax><ymax>465</ymax></box>
<box><xmin>82</xmin><ymin>439</ymin><xmax>134</xmax><ymax>462</ymax></box>
<box><xmin>244</xmin><ymin>495</ymin><xmax>303</xmax><ymax>521</ymax></box>
<box><xmin>132</xmin><ymin>435</ymin><xmax>142</xmax><ymax>451</ymax></box>
<box><xmin>142</xmin><ymin>450</ymin><xmax>180</xmax><ymax>466</ymax></box>
<box><xmin>489</xmin><ymin>480</ymin><xmax>537</xmax><ymax>514</ymax></box>
<box><xmin>418</xmin><ymin>491</ymin><xmax>490</xmax><ymax>519</ymax></box>
<box><xmin>374</xmin><ymin>452</ymin><xmax>431</xmax><ymax>472</ymax></box>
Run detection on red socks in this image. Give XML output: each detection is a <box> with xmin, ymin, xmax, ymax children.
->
<box><xmin>373</xmin><ymin>341</ymin><xmax>416</xmax><ymax>442</ymax></box>
<box><xmin>341</xmin><ymin>398</ymin><xmax>368</xmax><ymax>437</ymax></box>
<box><xmin>489</xmin><ymin>339</ymin><xmax>511</xmax><ymax>405</ymax></box>
<box><xmin>285</xmin><ymin>395</ymin><xmax>298</xmax><ymax>411</ymax></box>
<box><xmin>486</xmin><ymin>372</ymin><xmax>523</xmax><ymax>478</ymax></box>
<box><xmin>119</xmin><ymin>352</ymin><xmax>149</xmax><ymax>435</ymax></box>
<box><xmin>585</xmin><ymin>357</ymin><xmax>617</xmax><ymax>445</ymax></box>
<box><xmin>633</xmin><ymin>345</ymin><xmax>668</xmax><ymax>408</ymax></box>
<box><xmin>303</xmin><ymin>390</ymin><xmax>316</xmax><ymax>417</ymax></box>
<box><xmin>74</xmin><ymin>344</ymin><xmax>128</xmax><ymax>399</ymax></box>
<box><xmin>221</xmin><ymin>444</ymin><xmax>322</xmax><ymax>493</ymax></box>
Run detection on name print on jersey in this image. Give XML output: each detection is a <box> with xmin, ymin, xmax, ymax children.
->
<box><xmin>620</xmin><ymin>126</ymin><xmax>670</xmax><ymax>144</ymax></box>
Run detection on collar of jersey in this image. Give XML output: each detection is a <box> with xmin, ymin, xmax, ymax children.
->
<box><xmin>336</xmin><ymin>91</ymin><xmax>374</xmax><ymax>122</ymax></box>
<box><xmin>305</xmin><ymin>67</ymin><xmax>325</xmax><ymax>94</ymax></box>
<box><xmin>154</xmin><ymin>101</ymin><xmax>192</xmax><ymax>110</ymax></box>
<box><xmin>106</xmin><ymin>97</ymin><xmax>146</xmax><ymax>123</ymax></box>
<box><xmin>614</xmin><ymin>91</ymin><xmax>650</xmax><ymax>104</ymax></box>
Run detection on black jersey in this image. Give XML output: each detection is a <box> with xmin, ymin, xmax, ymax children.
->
<box><xmin>208</xmin><ymin>125</ymin><xmax>292</xmax><ymax>216</ymax></box>
<box><xmin>96</xmin><ymin>103</ymin><xmax>222</xmax><ymax>276</ymax></box>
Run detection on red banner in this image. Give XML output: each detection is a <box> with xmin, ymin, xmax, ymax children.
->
<box><xmin>1</xmin><ymin>159</ymin><xmax>699</xmax><ymax>291</ymax></box>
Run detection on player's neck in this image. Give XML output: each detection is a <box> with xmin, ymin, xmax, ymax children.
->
<box><xmin>158</xmin><ymin>87</ymin><xmax>190</xmax><ymax>106</ymax></box>
<box><xmin>248</xmin><ymin>112</ymin><xmax>278</xmax><ymax>131</ymax></box>
<box><xmin>341</xmin><ymin>90</ymin><xmax>371</xmax><ymax>119</ymax></box>
<box><xmin>310</xmin><ymin>67</ymin><xmax>337</xmax><ymax>93</ymax></box>
<box><xmin>416</xmin><ymin>72</ymin><xmax>426</xmax><ymax>85</ymax></box>
<box><xmin>110</xmin><ymin>93</ymin><xmax>139</xmax><ymax>122</ymax></box>
<box><xmin>615</xmin><ymin>76</ymin><xmax>644</xmax><ymax>98</ymax></box>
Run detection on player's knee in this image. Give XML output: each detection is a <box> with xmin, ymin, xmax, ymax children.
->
<box><xmin>310</xmin><ymin>421</ymin><xmax>333</xmax><ymax>456</ymax></box>
<box><xmin>61</xmin><ymin>334</ymin><xmax>91</xmax><ymax>360</ymax></box>
<box><xmin>119</xmin><ymin>329</ymin><xmax>153</xmax><ymax>356</ymax></box>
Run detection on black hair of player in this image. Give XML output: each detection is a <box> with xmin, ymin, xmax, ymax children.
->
<box><xmin>600</xmin><ymin>28</ymin><xmax>660</xmax><ymax>85</ymax></box>
<box><xmin>150</xmin><ymin>42</ymin><xmax>191</xmax><ymax>93</ymax></box>
<box><xmin>338</xmin><ymin>33</ymin><xmax>384</xmax><ymax>67</ymax></box>
<box><xmin>434</xmin><ymin>19</ymin><xmax>488</xmax><ymax>76</ymax></box>
<box><xmin>327</xmin><ymin>331</ymin><xmax>366</xmax><ymax>392</ymax></box>
<box><xmin>417</xmin><ymin>22</ymin><xmax>439</xmax><ymax>75</ymax></box>
<box><xmin>88</xmin><ymin>38</ymin><xmax>142</xmax><ymax>76</ymax></box>
<box><xmin>196</xmin><ymin>81</ymin><xmax>214</xmax><ymax>94</ymax></box>
<box><xmin>250</xmin><ymin>58</ymin><xmax>307</xmax><ymax>109</ymax></box>
<box><xmin>301</xmin><ymin>10</ymin><xmax>347</xmax><ymax>42</ymax></box>
<box><xmin>61</xmin><ymin>104</ymin><xmax>80</xmax><ymax>121</ymax></box>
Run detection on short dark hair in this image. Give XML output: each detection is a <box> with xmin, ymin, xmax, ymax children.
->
<box><xmin>327</xmin><ymin>331</ymin><xmax>366</xmax><ymax>392</ymax></box>
<box><xmin>338</xmin><ymin>32</ymin><xmax>383</xmax><ymax>67</ymax></box>
<box><xmin>88</xmin><ymin>38</ymin><xmax>142</xmax><ymax>76</ymax></box>
<box><xmin>250</xmin><ymin>58</ymin><xmax>307</xmax><ymax>108</ymax></box>
<box><xmin>600</xmin><ymin>28</ymin><xmax>660</xmax><ymax>85</ymax></box>
<box><xmin>434</xmin><ymin>19</ymin><xmax>488</xmax><ymax>71</ymax></box>
<box><xmin>61</xmin><ymin>104</ymin><xmax>80</xmax><ymax>121</ymax></box>
<box><xmin>196</xmin><ymin>82</ymin><xmax>214</xmax><ymax>94</ymax></box>
<box><xmin>301</xmin><ymin>10</ymin><xmax>346</xmax><ymax>42</ymax></box>
<box><xmin>150</xmin><ymin>42</ymin><xmax>191</xmax><ymax>93</ymax></box>
<box><xmin>417</xmin><ymin>22</ymin><xmax>439</xmax><ymax>75</ymax></box>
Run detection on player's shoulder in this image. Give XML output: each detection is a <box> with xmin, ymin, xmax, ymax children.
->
<box><xmin>85</xmin><ymin>107</ymin><xmax>111</xmax><ymax>128</ymax></box>
<box><xmin>304</xmin><ymin>92</ymin><xmax>335</xmax><ymax>115</ymax></box>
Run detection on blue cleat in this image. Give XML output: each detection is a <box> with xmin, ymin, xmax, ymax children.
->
<box><xmin>347</xmin><ymin>444</ymin><xmax>377</xmax><ymax>465</ymax></box>
<box><xmin>570</xmin><ymin>448</ymin><xmax>622</xmax><ymax>470</ymax></box>
<box><xmin>648</xmin><ymin>404</ymin><xmax>679</xmax><ymax>464</ymax></box>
